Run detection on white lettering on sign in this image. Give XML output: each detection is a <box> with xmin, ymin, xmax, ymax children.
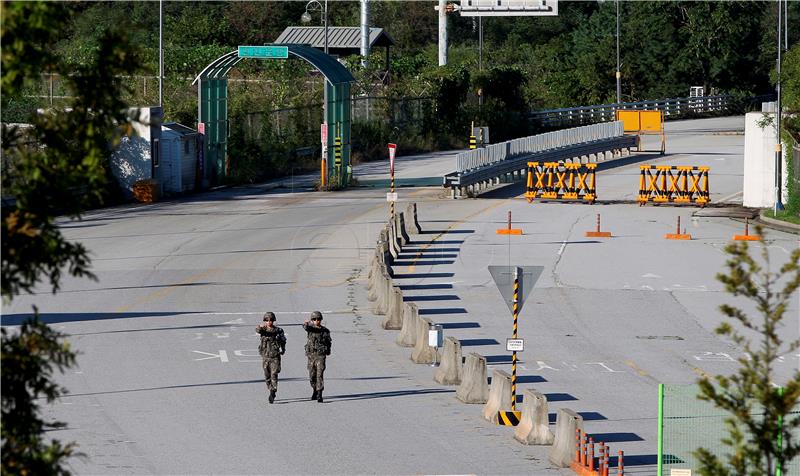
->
<box><xmin>192</xmin><ymin>350</ymin><xmax>229</xmax><ymax>362</ymax></box>
<box><xmin>586</xmin><ymin>362</ymin><xmax>625</xmax><ymax>373</ymax></box>
<box><xmin>693</xmin><ymin>352</ymin><xmax>735</xmax><ymax>362</ymax></box>
<box><xmin>233</xmin><ymin>350</ymin><xmax>260</xmax><ymax>362</ymax></box>
<box><xmin>506</xmin><ymin>339</ymin><xmax>524</xmax><ymax>352</ymax></box>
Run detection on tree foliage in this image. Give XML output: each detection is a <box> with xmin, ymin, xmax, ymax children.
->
<box><xmin>1</xmin><ymin>1</ymin><xmax>141</xmax><ymax>472</ymax></box>
<box><xmin>695</xmin><ymin>228</ymin><xmax>800</xmax><ymax>476</ymax></box>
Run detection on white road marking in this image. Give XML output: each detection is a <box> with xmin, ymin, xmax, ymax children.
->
<box><xmin>192</xmin><ymin>350</ymin><xmax>229</xmax><ymax>362</ymax></box>
<box><xmin>693</xmin><ymin>352</ymin><xmax>734</xmax><ymax>362</ymax></box>
<box><xmin>719</xmin><ymin>190</ymin><xmax>743</xmax><ymax>203</ymax></box>
<box><xmin>557</xmin><ymin>241</ymin><xmax>567</xmax><ymax>256</ymax></box>
<box><xmin>641</xmin><ymin>273</ymin><xmax>662</xmax><ymax>279</ymax></box>
<box><xmin>233</xmin><ymin>350</ymin><xmax>260</xmax><ymax>362</ymax></box>
<box><xmin>585</xmin><ymin>362</ymin><xmax>625</xmax><ymax>373</ymax></box>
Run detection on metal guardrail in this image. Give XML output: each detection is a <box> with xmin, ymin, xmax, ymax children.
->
<box><xmin>528</xmin><ymin>95</ymin><xmax>730</xmax><ymax>128</ymax></box>
<box><xmin>456</xmin><ymin>121</ymin><xmax>623</xmax><ymax>173</ymax></box>
<box><xmin>444</xmin><ymin>135</ymin><xmax>637</xmax><ymax>198</ymax></box>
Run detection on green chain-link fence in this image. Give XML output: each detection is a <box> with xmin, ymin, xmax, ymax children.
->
<box><xmin>658</xmin><ymin>383</ymin><xmax>800</xmax><ymax>476</ymax></box>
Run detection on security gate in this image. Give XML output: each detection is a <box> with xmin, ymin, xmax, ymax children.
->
<box><xmin>193</xmin><ymin>44</ymin><xmax>355</xmax><ymax>188</ymax></box>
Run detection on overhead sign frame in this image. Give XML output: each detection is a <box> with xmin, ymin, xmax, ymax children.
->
<box><xmin>458</xmin><ymin>0</ymin><xmax>558</xmax><ymax>17</ymax></box>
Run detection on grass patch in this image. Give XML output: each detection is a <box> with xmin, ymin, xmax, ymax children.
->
<box><xmin>763</xmin><ymin>209</ymin><xmax>800</xmax><ymax>225</ymax></box>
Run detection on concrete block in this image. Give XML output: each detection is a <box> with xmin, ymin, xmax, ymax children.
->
<box><xmin>394</xmin><ymin>213</ymin><xmax>407</xmax><ymax>247</ymax></box>
<box><xmin>514</xmin><ymin>389</ymin><xmax>554</xmax><ymax>445</ymax></box>
<box><xmin>434</xmin><ymin>336</ymin><xmax>462</xmax><ymax>385</ymax></box>
<box><xmin>482</xmin><ymin>369</ymin><xmax>513</xmax><ymax>423</ymax></box>
<box><xmin>388</xmin><ymin>222</ymin><xmax>400</xmax><ymax>260</ymax></box>
<box><xmin>411</xmin><ymin>316</ymin><xmax>438</xmax><ymax>364</ymax></box>
<box><xmin>372</xmin><ymin>270</ymin><xmax>391</xmax><ymax>315</ymax></box>
<box><xmin>548</xmin><ymin>408</ymin><xmax>583</xmax><ymax>468</ymax></box>
<box><xmin>382</xmin><ymin>286</ymin><xmax>404</xmax><ymax>330</ymax></box>
<box><xmin>398</xmin><ymin>212</ymin><xmax>411</xmax><ymax>244</ymax></box>
<box><xmin>396</xmin><ymin>302</ymin><xmax>418</xmax><ymax>347</ymax></box>
<box><xmin>456</xmin><ymin>353</ymin><xmax>489</xmax><ymax>404</ymax></box>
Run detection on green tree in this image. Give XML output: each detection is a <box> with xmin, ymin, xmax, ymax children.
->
<box><xmin>1</xmin><ymin>1</ymin><xmax>141</xmax><ymax>472</ymax></box>
<box><xmin>695</xmin><ymin>229</ymin><xmax>800</xmax><ymax>476</ymax></box>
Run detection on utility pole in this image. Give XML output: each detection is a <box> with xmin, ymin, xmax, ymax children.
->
<box><xmin>615</xmin><ymin>0</ymin><xmax>620</xmax><ymax>105</ymax></box>
<box><xmin>438</xmin><ymin>0</ymin><xmax>448</xmax><ymax>66</ymax></box>
<box><xmin>159</xmin><ymin>0</ymin><xmax>163</xmax><ymax>108</ymax></box>
<box><xmin>775</xmin><ymin>0</ymin><xmax>784</xmax><ymax>213</ymax></box>
<box><xmin>360</xmin><ymin>0</ymin><xmax>369</xmax><ymax>68</ymax></box>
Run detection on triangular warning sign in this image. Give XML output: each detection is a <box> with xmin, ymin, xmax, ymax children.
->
<box><xmin>488</xmin><ymin>266</ymin><xmax>543</xmax><ymax>315</ymax></box>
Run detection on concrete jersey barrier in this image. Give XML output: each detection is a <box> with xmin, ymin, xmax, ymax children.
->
<box><xmin>549</xmin><ymin>408</ymin><xmax>584</xmax><ymax>467</ymax></box>
<box><xmin>482</xmin><ymin>369</ymin><xmax>513</xmax><ymax>423</ymax></box>
<box><xmin>514</xmin><ymin>389</ymin><xmax>554</xmax><ymax>445</ymax></box>
<box><xmin>382</xmin><ymin>286</ymin><xmax>404</xmax><ymax>330</ymax></box>
<box><xmin>395</xmin><ymin>302</ymin><xmax>418</xmax><ymax>347</ymax></box>
<box><xmin>434</xmin><ymin>336</ymin><xmax>462</xmax><ymax>385</ymax></box>
<box><xmin>456</xmin><ymin>352</ymin><xmax>489</xmax><ymax>404</ymax></box>
<box><xmin>411</xmin><ymin>316</ymin><xmax>438</xmax><ymax>364</ymax></box>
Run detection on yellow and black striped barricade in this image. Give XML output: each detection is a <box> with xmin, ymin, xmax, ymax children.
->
<box><xmin>637</xmin><ymin>165</ymin><xmax>709</xmax><ymax>206</ymax></box>
<box><xmin>469</xmin><ymin>134</ymin><xmax>477</xmax><ymax>150</ymax></box>
<box><xmin>525</xmin><ymin>162</ymin><xmax>597</xmax><ymax>204</ymax></box>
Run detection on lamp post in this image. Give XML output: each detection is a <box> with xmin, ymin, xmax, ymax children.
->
<box><xmin>302</xmin><ymin>0</ymin><xmax>330</xmax><ymax>187</ymax></box>
<box><xmin>302</xmin><ymin>0</ymin><xmax>328</xmax><ymax>55</ymax></box>
<box><xmin>775</xmin><ymin>0</ymin><xmax>784</xmax><ymax>213</ymax></box>
<box><xmin>615</xmin><ymin>0</ymin><xmax>621</xmax><ymax>105</ymax></box>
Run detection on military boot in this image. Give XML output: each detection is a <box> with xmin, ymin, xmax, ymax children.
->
<box><xmin>311</xmin><ymin>389</ymin><xmax>318</xmax><ymax>401</ymax></box>
<box><xmin>317</xmin><ymin>390</ymin><xmax>323</xmax><ymax>403</ymax></box>
<box><xmin>269</xmin><ymin>390</ymin><xmax>276</xmax><ymax>404</ymax></box>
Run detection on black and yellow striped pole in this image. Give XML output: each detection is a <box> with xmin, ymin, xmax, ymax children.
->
<box><xmin>390</xmin><ymin>170</ymin><xmax>395</xmax><ymax>218</ymax></box>
<box><xmin>334</xmin><ymin>135</ymin><xmax>342</xmax><ymax>187</ymax></box>
<box><xmin>469</xmin><ymin>121</ymin><xmax>477</xmax><ymax>150</ymax></box>
<box><xmin>511</xmin><ymin>266</ymin><xmax>519</xmax><ymax>412</ymax></box>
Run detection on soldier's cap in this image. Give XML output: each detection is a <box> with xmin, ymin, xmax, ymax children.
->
<box><xmin>310</xmin><ymin>311</ymin><xmax>323</xmax><ymax>321</ymax></box>
<box><xmin>263</xmin><ymin>312</ymin><xmax>276</xmax><ymax>322</ymax></box>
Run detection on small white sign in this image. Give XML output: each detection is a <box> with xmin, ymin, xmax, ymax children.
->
<box><xmin>386</xmin><ymin>192</ymin><xmax>398</xmax><ymax>202</ymax></box>
<box><xmin>506</xmin><ymin>339</ymin><xmax>524</xmax><ymax>352</ymax></box>
<box><xmin>670</xmin><ymin>469</ymin><xmax>692</xmax><ymax>476</ymax></box>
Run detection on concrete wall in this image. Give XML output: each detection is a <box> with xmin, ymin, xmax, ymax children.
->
<box><xmin>110</xmin><ymin>107</ymin><xmax>163</xmax><ymax>198</ymax></box>
<box><xmin>743</xmin><ymin>111</ymin><xmax>789</xmax><ymax>208</ymax></box>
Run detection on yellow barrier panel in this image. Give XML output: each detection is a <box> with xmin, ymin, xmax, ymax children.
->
<box><xmin>615</xmin><ymin>109</ymin><xmax>665</xmax><ymax>154</ymax></box>
<box><xmin>525</xmin><ymin>162</ymin><xmax>597</xmax><ymax>204</ymax></box>
<box><xmin>616</xmin><ymin>110</ymin><xmax>641</xmax><ymax>133</ymax></box>
<box><xmin>637</xmin><ymin>165</ymin><xmax>709</xmax><ymax>206</ymax></box>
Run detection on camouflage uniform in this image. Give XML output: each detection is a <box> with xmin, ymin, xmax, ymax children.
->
<box><xmin>303</xmin><ymin>311</ymin><xmax>332</xmax><ymax>402</ymax></box>
<box><xmin>256</xmin><ymin>313</ymin><xmax>286</xmax><ymax>403</ymax></box>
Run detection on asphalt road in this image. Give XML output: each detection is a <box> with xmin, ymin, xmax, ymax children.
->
<box><xmin>3</xmin><ymin>116</ymin><xmax>798</xmax><ymax>475</ymax></box>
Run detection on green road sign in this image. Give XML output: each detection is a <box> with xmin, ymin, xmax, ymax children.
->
<box><xmin>238</xmin><ymin>45</ymin><xmax>288</xmax><ymax>59</ymax></box>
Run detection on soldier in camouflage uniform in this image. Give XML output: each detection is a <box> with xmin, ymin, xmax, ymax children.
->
<box><xmin>303</xmin><ymin>311</ymin><xmax>332</xmax><ymax>403</ymax></box>
<box><xmin>256</xmin><ymin>312</ymin><xmax>286</xmax><ymax>404</ymax></box>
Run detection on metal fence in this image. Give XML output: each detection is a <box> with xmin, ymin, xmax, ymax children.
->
<box><xmin>456</xmin><ymin>121</ymin><xmax>623</xmax><ymax>173</ymax></box>
<box><xmin>528</xmin><ymin>95</ymin><xmax>731</xmax><ymax>128</ymax></box>
<box><xmin>658</xmin><ymin>383</ymin><xmax>800</xmax><ymax>476</ymax></box>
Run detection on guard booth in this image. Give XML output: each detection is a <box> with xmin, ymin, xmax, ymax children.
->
<box><xmin>192</xmin><ymin>44</ymin><xmax>355</xmax><ymax>189</ymax></box>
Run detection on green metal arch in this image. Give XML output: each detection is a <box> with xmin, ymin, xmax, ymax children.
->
<box><xmin>194</xmin><ymin>45</ymin><xmax>355</xmax><ymax>188</ymax></box>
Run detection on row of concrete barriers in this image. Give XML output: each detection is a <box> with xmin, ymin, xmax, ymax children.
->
<box><xmin>365</xmin><ymin>204</ymin><xmax>622</xmax><ymax>472</ymax></box>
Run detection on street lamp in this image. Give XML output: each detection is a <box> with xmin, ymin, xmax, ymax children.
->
<box><xmin>301</xmin><ymin>0</ymin><xmax>328</xmax><ymax>55</ymax></box>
